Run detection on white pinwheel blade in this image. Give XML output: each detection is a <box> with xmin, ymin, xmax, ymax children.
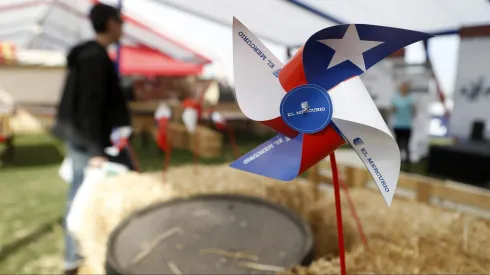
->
<box><xmin>104</xmin><ymin>146</ymin><xmax>120</xmax><ymax>157</ymax></box>
<box><xmin>329</xmin><ymin>76</ymin><xmax>401</xmax><ymax>207</ymax></box>
<box><xmin>182</xmin><ymin>108</ymin><xmax>198</xmax><ymax>133</ymax></box>
<box><xmin>110</xmin><ymin>126</ymin><xmax>132</xmax><ymax>143</ymax></box>
<box><xmin>211</xmin><ymin>111</ymin><xmax>225</xmax><ymax>124</ymax></box>
<box><xmin>232</xmin><ymin>17</ymin><xmax>285</xmax><ymax>121</ymax></box>
<box><xmin>118</xmin><ymin>126</ymin><xmax>132</xmax><ymax>138</ymax></box>
<box><xmin>155</xmin><ymin>103</ymin><xmax>171</xmax><ymax>120</ymax></box>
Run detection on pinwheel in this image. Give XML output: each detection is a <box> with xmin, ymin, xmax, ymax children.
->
<box><xmin>182</xmin><ymin>98</ymin><xmax>200</xmax><ymax>134</ymax></box>
<box><xmin>154</xmin><ymin>103</ymin><xmax>172</xmax><ymax>152</ymax></box>
<box><xmin>181</xmin><ymin>82</ymin><xmax>216</xmax><ymax>169</ymax></box>
<box><xmin>209</xmin><ymin>110</ymin><xmax>226</xmax><ymax>130</ymax></box>
<box><xmin>104</xmin><ymin>126</ymin><xmax>140</xmax><ymax>172</ymax></box>
<box><xmin>154</xmin><ymin>103</ymin><xmax>172</xmax><ymax>177</ymax></box>
<box><xmin>208</xmin><ymin>110</ymin><xmax>241</xmax><ymax>158</ymax></box>
<box><xmin>230</xmin><ymin>18</ymin><xmax>432</xmax><ymax>274</ymax></box>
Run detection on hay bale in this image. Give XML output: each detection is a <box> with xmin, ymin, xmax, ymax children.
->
<box><xmin>76</xmin><ymin>165</ymin><xmax>356</xmax><ymax>274</ymax></box>
<box><xmin>189</xmin><ymin>126</ymin><xmax>223</xmax><ymax>158</ymax></box>
<box><xmin>76</xmin><ymin>165</ymin><xmax>490</xmax><ymax>274</ymax></box>
<box><xmin>289</xmin><ymin>188</ymin><xmax>490</xmax><ymax>274</ymax></box>
<box><xmin>168</xmin><ymin>122</ymin><xmax>189</xmax><ymax>149</ymax></box>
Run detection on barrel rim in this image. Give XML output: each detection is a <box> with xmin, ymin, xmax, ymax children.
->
<box><xmin>105</xmin><ymin>193</ymin><xmax>315</xmax><ymax>275</ymax></box>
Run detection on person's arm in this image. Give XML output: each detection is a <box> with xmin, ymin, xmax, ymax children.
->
<box><xmin>77</xmin><ymin>52</ymin><xmax>108</xmax><ymax>157</ymax></box>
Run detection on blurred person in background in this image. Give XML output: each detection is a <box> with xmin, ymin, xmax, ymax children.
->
<box><xmin>52</xmin><ymin>3</ymin><xmax>133</xmax><ymax>275</ymax></box>
<box><xmin>390</xmin><ymin>81</ymin><xmax>416</xmax><ymax>164</ymax></box>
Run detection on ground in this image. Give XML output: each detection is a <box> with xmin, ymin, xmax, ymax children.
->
<box><xmin>0</xmin><ymin>132</ymin><xmax>437</xmax><ymax>274</ymax></box>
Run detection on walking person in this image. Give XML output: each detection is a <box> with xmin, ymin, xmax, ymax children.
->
<box><xmin>52</xmin><ymin>3</ymin><xmax>134</xmax><ymax>275</ymax></box>
<box><xmin>390</xmin><ymin>82</ymin><xmax>416</xmax><ymax>164</ymax></box>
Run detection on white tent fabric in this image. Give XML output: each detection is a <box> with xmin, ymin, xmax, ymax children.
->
<box><xmin>152</xmin><ymin>0</ymin><xmax>490</xmax><ymax>46</ymax></box>
<box><xmin>142</xmin><ymin>0</ymin><xmax>488</xmax><ymax>92</ymax></box>
<box><xmin>0</xmin><ymin>0</ymin><xmax>210</xmax><ymax>64</ymax></box>
<box><xmin>298</xmin><ymin>0</ymin><xmax>490</xmax><ymax>37</ymax></box>
<box><xmin>2</xmin><ymin>0</ymin><xmax>489</xmax><ymax>92</ymax></box>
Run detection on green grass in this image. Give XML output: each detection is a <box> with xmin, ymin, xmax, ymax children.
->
<box><xmin>0</xmin><ymin>134</ymin><xmax>67</xmax><ymax>274</ymax></box>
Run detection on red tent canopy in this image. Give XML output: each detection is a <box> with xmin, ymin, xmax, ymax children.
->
<box><xmin>108</xmin><ymin>45</ymin><xmax>204</xmax><ymax>77</ymax></box>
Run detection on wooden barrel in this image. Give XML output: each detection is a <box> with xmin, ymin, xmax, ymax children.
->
<box><xmin>105</xmin><ymin>194</ymin><xmax>314</xmax><ymax>275</ymax></box>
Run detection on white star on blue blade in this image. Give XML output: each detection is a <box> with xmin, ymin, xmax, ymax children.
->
<box><xmin>318</xmin><ymin>24</ymin><xmax>384</xmax><ymax>71</ymax></box>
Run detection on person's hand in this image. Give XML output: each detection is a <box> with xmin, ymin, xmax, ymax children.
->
<box><xmin>88</xmin><ymin>156</ymin><xmax>107</xmax><ymax>168</ymax></box>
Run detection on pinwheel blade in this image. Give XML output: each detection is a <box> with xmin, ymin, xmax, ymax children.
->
<box><xmin>330</xmin><ymin>77</ymin><xmax>400</xmax><ymax>206</ymax></box>
<box><xmin>155</xmin><ymin>103</ymin><xmax>171</xmax><ymax>120</ymax></box>
<box><xmin>104</xmin><ymin>146</ymin><xmax>120</xmax><ymax>157</ymax></box>
<box><xmin>120</xmin><ymin>126</ymin><xmax>132</xmax><ymax>136</ymax></box>
<box><xmin>229</xmin><ymin>133</ymin><xmax>303</xmax><ymax>181</ymax></box>
<box><xmin>211</xmin><ymin>111</ymin><xmax>225</xmax><ymax>124</ymax></box>
<box><xmin>182</xmin><ymin>108</ymin><xmax>198</xmax><ymax>133</ymax></box>
<box><xmin>110</xmin><ymin>126</ymin><xmax>132</xmax><ymax>144</ymax></box>
<box><xmin>232</xmin><ymin>17</ymin><xmax>286</xmax><ymax>121</ymax></box>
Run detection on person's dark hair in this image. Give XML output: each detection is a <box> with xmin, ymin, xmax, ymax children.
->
<box><xmin>89</xmin><ymin>3</ymin><xmax>121</xmax><ymax>33</ymax></box>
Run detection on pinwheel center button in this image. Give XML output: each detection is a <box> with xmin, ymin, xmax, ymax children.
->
<box><xmin>280</xmin><ymin>84</ymin><xmax>333</xmax><ymax>134</ymax></box>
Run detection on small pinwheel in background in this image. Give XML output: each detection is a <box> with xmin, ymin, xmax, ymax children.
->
<box><xmin>154</xmin><ymin>103</ymin><xmax>172</xmax><ymax>177</ymax></box>
<box><xmin>104</xmin><ymin>126</ymin><xmax>140</xmax><ymax>172</ymax></box>
<box><xmin>181</xmin><ymin>81</ymin><xmax>213</xmax><ymax>171</ymax></box>
<box><xmin>208</xmin><ymin>110</ymin><xmax>241</xmax><ymax>159</ymax></box>
<box><xmin>182</xmin><ymin>98</ymin><xmax>200</xmax><ymax>134</ymax></box>
<box><xmin>231</xmin><ymin>18</ymin><xmax>432</xmax><ymax>275</ymax></box>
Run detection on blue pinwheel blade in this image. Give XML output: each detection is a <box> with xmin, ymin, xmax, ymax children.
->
<box><xmin>229</xmin><ymin>134</ymin><xmax>303</xmax><ymax>181</ymax></box>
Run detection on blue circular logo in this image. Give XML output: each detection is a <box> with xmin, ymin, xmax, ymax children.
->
<box><xmin>280</xmin><ymin>84</ymin><xmax>333</xmax><ymax>134</ymax></box>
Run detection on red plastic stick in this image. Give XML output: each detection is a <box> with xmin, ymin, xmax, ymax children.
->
<box><xmin>226</xmin><ymin>127</ymin><xmax>241</xmax><ymax>159</ymax></box>
<box><xmin>162</xmin><ymin>124</ymin><xmax>172</xmax><ymax>182</ymax></box>
<box><xmin>126</xmin><ymin>144</ymin><xmax>140</xmax><ymax>172</ymax></box>
<box><xmin>330</xmin><ymin>152</ymin><xmax>347</xmax><ymax>275</ymax></box>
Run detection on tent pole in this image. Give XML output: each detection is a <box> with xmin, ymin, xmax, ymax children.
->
<box><xmin>423</xmin><ymin>39</ymin><xmax>449</xmax><ymax>117</ymax></box>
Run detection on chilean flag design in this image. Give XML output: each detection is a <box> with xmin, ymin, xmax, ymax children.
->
<box><xmin>155</xmin><ymin>103</ymin><xmax>172</xmax><ymax>152</ymax></box>
<box><xmin>209</xmin><ymin>110</ymin><xmax>227</xmax><ymax>130</ymax></box>
<box><xmin>105</xmin><ymin>126</ymin><xmax>132</xmax><ymax>157</ymax></box>
<box><xmin>230</xmin><ymin>18</ymin><xmax>433</xmax><ymax>206</ymax></box>
<box><xmin>182</xmin><ymin>98</ymin><xmax>200</xmax><ymax>133</ymax></box>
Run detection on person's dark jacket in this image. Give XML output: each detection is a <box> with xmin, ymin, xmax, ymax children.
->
<box><xmin>52</xmin><ymin>41</ymin><xmax>131</xmax><ymax>157</ymax></box>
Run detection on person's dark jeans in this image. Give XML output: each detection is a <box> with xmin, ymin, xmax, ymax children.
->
<box><xmin>63</xmin><ymin>143</ymin><xmax>135</xmax><ymax>271</ymax></box>
<box><xmin>394</xmin><ymin>128</ymin><xmax>412</xmax><ymax>163</ymax></box>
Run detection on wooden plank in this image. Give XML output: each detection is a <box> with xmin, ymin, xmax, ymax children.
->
<box><xmin>432</xmin><ymin>181</ymin><xmax>490</xmax><ymax>211</ymax></box>
<box><xmin>345</xmin><ymin>166</ymin><xmax>369</xmax><ymax>188</ymax></box>
<box><xmin>416</xmin><ymin>180</ymin><xmax>433</xmax><ymax>203</ymax></box>
<box><xmin>310</xmin><ymin>160</ymin><xmax>490</xmax><ymax>212</ymax></box>
<box><xmin>397</xmin><ymin>172</ymin><xmax>418</xmax><ymax>190</ymax></box>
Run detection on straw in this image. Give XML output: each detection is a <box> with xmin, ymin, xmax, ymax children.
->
<box><xmin>73</xmin><ymin>164</ymin><xmax>490</xmax><ymax>275</ymax></box>
<box><xmin>340</xmin><ymin>179</ymin><xmax>370</xmax><ymax>252</ymax></box>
